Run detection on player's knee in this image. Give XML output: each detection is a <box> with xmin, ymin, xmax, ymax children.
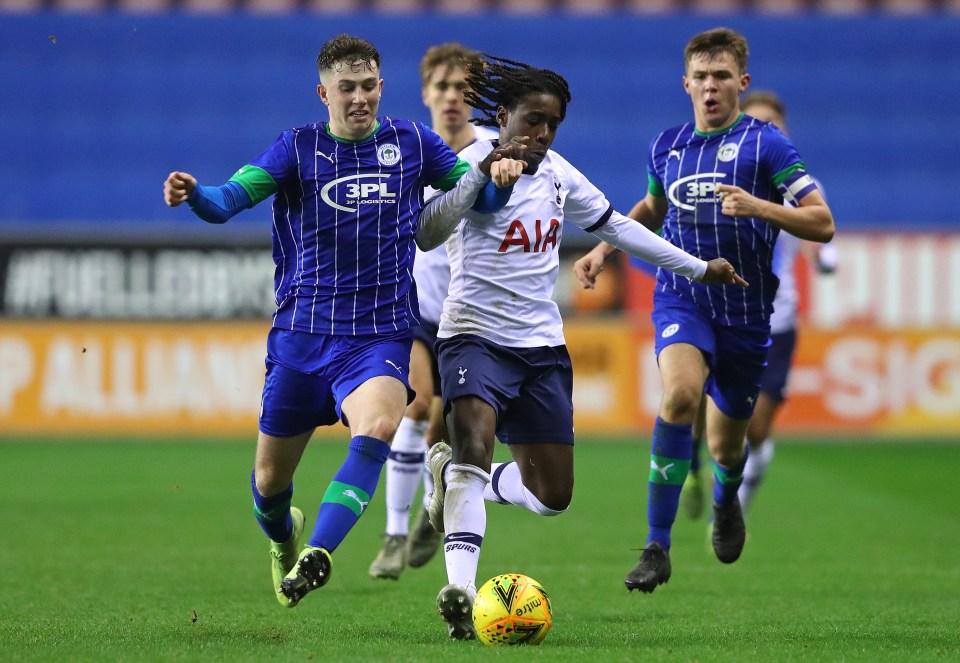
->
<box><xmin>364</xmin><ymin>415</ymin><xmax>402</xmax><ymax>444</ymax></box>
<box><xmin>253</xmin><ymin>465</ymin><xmax>288</xmax><ymax>498</ymax></box>
<box><xmin>454</xmin><ymin>436</ymin><xmax>488</xmax><ymax>467</ymax></box>
<box><xmin>660</xmin><ymin>384</ymin><xmax>702</xmax><ymax>422</ymax></box>
<box><xmin>712</xmin><ymin>443</ymin><xmax>746</xmax><ymax>468</ymax></box>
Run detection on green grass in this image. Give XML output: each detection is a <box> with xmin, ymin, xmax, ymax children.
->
<box><xmin>1</xmin><ymin>438</ymin><xmax>958</xmax><ymax>661</ymax></box>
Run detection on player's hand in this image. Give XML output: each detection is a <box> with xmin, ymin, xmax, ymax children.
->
<box><xmin>573</xmin><ymin>251</ymin><xmax>606</xmax><ymax>289</ymax></box>
<box><xmin>490</xmin><ymin>158</ymin><xmax>526</xmax><ymax>188</ymax></box>
<box><xmin>716</xmin><ymin>184</ymin><xmax>768</xmax><ymax>218</ymax></box>
<box><xmin>164</xmin><ymin>171</ymin><xmax>197</xmax><ymax>207</ymax></box>
<box><xmin>700</xmin><ymin>257</ymin><xmax>748</xmax><ymax>286</ymax></box>
<box><xmin>478</xmin><ymin>136</ymin><xmax>529</xmax><ymax>177</ymax></box>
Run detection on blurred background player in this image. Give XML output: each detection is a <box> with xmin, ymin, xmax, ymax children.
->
<box><xmin>422</xmin><ymin>52</ymin><xmax>745</xmax><ymax>640</ymax></box>
<box><xmin>164</xmin><ymin>33</ymin><xmax>520</xmax><ymax>609</ymax></box>
<box><xmin>369</xmin><ymin>43</ymin><xmax>499</xmax><ymax>580</ymax></box>
<box><xmin>574</xmin><ymin>28</ymin><xmax>835</xmax><ymax>594</ymax></box>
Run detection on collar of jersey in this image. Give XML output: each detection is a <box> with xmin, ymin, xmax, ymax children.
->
<box><xmin>693</xmin><ymin>112</ymin><xmax>745</xmax><ymax>138</ymax></box>
<box><xmin>325</xmin><ymin>120</ymin><xmax>381</xmax><ymax>143</ymax></box>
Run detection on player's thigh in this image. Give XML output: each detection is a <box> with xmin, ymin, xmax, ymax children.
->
<box><xmin>341</xmin><ymin>375</ymin><xmax>410</xmax><ymax>442</ymax></box>
<box><xmin>656</xmin><ymin>343</ymin><xmax>710</xmax><ymax>422</ymax></box>
<box><xmin>509</xmin><ymin>443</ymin><xmax>574</xmax><ymax>510</ymax></box>
<box><xmin>704</xmin><ymin>396</ymin><xmax>750</xmax><ymax>466</ymax></box>
<box><xmin>405</xmin><ymin>338</ymin><xmax>435</xmax><ymax>421</ymax></box>
<box><xmin>254</xmin><ymin>429</ymin><xmax>313</xmax><ymax>495</ymax></box>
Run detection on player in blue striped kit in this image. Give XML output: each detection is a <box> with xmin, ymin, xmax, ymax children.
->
<box><xmin>575</xmin><ymin>28</ymin><xmax>834</xmax><ymax>593</ymax></box>
<box><xmin>163</xmin><ymin>34</ymin><xmax>523</xmax><ymax>608</ymax></box>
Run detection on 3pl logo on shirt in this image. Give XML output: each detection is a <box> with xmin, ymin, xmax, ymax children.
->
<box><xmin>667</xmin><ymin>173</ymin><xmax>728</xmax><ymax>211</ymax></box>
<box><xmin>320</xmin><ymin>174</ymin><xmax>397</xmax><ymax>213</ymax></box>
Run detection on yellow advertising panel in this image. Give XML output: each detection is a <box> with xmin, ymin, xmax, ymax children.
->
<box><xmin>0</xmin><ymin>320</ymin><xmax>270</xmax><ymax>437</ymax></box>
<box><xmin>3</xmin><ymin>320</ymin><xmax>958</xmax><ymax>438</ymax></box>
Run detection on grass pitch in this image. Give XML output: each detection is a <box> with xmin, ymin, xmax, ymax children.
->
<box><xmin>1</xmin><ymin>437</ymin><xmax>958</xmax><ymax>661</ymax></box>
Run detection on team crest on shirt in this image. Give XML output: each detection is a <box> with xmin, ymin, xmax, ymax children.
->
<box><xmin>661</xmin><ymin>323</ymin><xmax>680</xmax><ymax>338</ymax></box>
<box><xmin>717</xmin><ymin>142</ymin><xmax>739</xmax><ymax>162</ymax></box>
<box><xmin>377</xmin><ymin>144</ymin><xmax>401</xmax><ymax>166</ymax></box>
<box><xmin>553</xmin><ymin>177</ymin><xmax>563</xmax><ymax>205</ymax></box>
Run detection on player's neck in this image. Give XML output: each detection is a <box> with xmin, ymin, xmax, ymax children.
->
<box><xmin>694</xmin><ymin>112</ymin><xmax>744</xmax><ymax>136</ymax></box>
<box><xmin>435</xmin><ymin>124</ymin><xmax>479</xmax><ymax>153</ymax></box>
<box><xmin>326</xmin><ymin>120</ymin><xmax>380</xmax><ymax>143</ymax></box>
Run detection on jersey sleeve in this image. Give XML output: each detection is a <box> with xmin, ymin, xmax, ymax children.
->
<box><xmin>419</xmin><ymin>123</ymin><xmax>463</xmax><ymax>191</ymax></box>
<box><xmin>646</xmin><ymin>132</ymin><xmax>667</xmax><ymax>198</ymax></box>
<box><xmin>557</xmin><ymin>155</ymin><xmax>615</xmax><ymax>232</ymax></box>
<box><xmin>234</xmin><ymin>131</ymin><xmax>297</xmax><ymax>204</ymax></box>
<box><xmin>762</xmin><ymin>125</ymin><xmax>819</xmax><ymax>206</ymax></box>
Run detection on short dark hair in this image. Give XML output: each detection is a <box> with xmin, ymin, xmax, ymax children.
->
<box><xmin>684</xmin><ymin>28</ymin><xmax>749</xmax><ymax>75</ymax></box>
<box><xmin>464</xmin><ymin>53</ymin><xmax>572</xmax><ymax>128</ymax></box>
<box><xmin>317</xmin><ymin>34</ymin><xmax>381</xmax><ymax>75</ymax></box>
<box><xmin>741</xmin><ymin>90</ymin><xmax>786</xmax><ymax>121</ymax></box>
<box><xmin>419</xmin><ymin>43</ymin><xmax>481</xmax><ymax>87</ymax></box>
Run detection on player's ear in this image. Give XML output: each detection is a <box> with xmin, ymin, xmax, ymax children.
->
<box><xmin>318</xmin><ymin>84</ymin><xmax>329</xmax><ymax>105</ymax></box>
<box><xmin>496</xmin><ymin>106</ymin><xmax>507</xmax><ymax>128</ymax></box>
<box><xmin>739</xmin><ymin>72</ymin><xmax>751</xmax><ymax>94</ymax></box>
<box><xmin>682</xmin><ymin>75</ymin><xmax>691</xmax><ymax>95</ymax></box>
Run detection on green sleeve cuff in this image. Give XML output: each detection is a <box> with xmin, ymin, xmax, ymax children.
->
<box><xmin>228</xmin><ymin>165</ymin><xmax>278</xmax><ymax>206</ymax></box>
<box><xmin>430</xmin><ymin>158</ymin><xmax>472</xmax><ymax>192</ymax></box>
<box><xmin>648</xmin><ymin>172</ymin><xmax>665</xmax><ymax>197</ymax></box>
<box><xmin>771</xmin><ymin>162</ymin><xmax>807</xmax><ymax>187</ymax></box>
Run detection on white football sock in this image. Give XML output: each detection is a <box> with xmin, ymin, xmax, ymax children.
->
<box><xmin>443</xmin><ymin>463</ymin><xmax>490</xmax><ymax>594</ymax></box>
<box><xmin>384</xmin><ymin>417</ymin><xmax>429</xmax><ymax>535</ymax></box>
<box><xmin>738</xmin><ymin>439</ymin><xmax>775</xmax><ymax>512</ymax></box>
<box><xmin>484</xmin><ymin>461</ymin><xmax>565</xmax><ymax>516</ymax></box>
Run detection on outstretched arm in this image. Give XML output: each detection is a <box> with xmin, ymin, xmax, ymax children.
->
<box><xmin>163</xmin><ymin>171</ymin><xmax>252</xmax><ymax>225</ymax></box>
<box><xmin>588</xmin><ymin>210</ymin><xmax>746</xmax><ymax>286</ymax></box>
<box><xmin>573</xmin><ymin>192</ymin><xmax>666</xmax><ymax>289</ymax></box>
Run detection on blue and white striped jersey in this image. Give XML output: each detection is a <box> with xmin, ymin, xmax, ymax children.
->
<box><xmin>243</xmin><ymin>117</ymin><xmax>462</xmax><ymax>336</ymax></box>
<box><xmin>647</xmin><ymin>113</ymin><xmax>819</xmax><ymax>325</ymax></box>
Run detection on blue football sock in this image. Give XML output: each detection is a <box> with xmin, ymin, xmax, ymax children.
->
<box><xmin>251</xmin><ymin>470</ymin><xmax>293</xmax><ymax>543</ymax></box>
<box><xmin>646</xmin><ymin>417</ymin><xmax>693</xmax><ymax>550</ymax></box>
<box><xmin>308</xmin><ymin>435</ymin><xmax>390</xmax><ymax>552</ymax></box>
<box><xmin>712</xmin><ymin>445</ymin><xmax>749</xmax><ymax>506</ymax></box>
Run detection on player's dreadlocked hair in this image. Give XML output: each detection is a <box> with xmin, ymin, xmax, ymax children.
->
<box><xmin>317</xmin><ymin>34</ymin><xmax>381</xmax><ymax>76</ymax></box>
<box><xmin>464</xmin><ymin>53</ymin><xmax>572</xmax><ymax>128</ymax></box>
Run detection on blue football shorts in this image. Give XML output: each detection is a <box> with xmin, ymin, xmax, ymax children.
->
<box><xmin>437</xmin><ymin>334</ymin><xmax>575</xmax><ymax>445</ymax></box>
<box><xmin>652</xmin><ymin>290</ymin><xmax>771</xmax><ymax>420</ymax></box>
<box><xmin>259</xmin><ymin>327</ymin><xmax>414</xmax><ymax>438</ymax></box>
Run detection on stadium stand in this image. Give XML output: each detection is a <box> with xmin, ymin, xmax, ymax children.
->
<box><xmin>1</xmin><ymin>0</ymin><xmax>958</xmax><ymax>13</ymax></box>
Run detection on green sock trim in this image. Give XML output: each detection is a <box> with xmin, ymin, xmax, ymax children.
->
<box><xmin>253</xmin><ymin>502</ymin><xmax>290</xmax><ymax>523</ymax></box>
<box><xmin>648</xmin><ymin>455</ymin><xmax>691</xmax><ymax>485</ymax></box>
<box><xmin>711</xmin><ymin>460</ymin><xmax>744</xmax><ymax>485</ymax></box>
<box><xmin>322</xmin><ymin>481</ymin><xmax>371</xmax><ymax>517</ymax></box>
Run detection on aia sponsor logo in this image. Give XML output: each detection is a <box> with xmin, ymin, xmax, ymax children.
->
<box><xmin>498</xmin><ymin>219</ymin><xmax>561</xmax><ymax>253</ymax></box>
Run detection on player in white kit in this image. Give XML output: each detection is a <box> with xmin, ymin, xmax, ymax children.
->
<box><xmin>414</xmin><ymin>53</ymin><xmax>747</xmax><ymax>640</ymax></box>
<box><xmin>369</xmin><ymin>44</ymin><xmax>499</xmax><ymax>580</ymax></box>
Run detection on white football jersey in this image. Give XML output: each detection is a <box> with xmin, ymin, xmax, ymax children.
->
<box><xmin>439</xmin><ymin>142</ymin><xmax>612</xmax><ymax>347</ymax></box>
<box><xmin>414</xmin><ymin>126</ymin><xmax>499</xmax><ymax>326</ymax></box>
